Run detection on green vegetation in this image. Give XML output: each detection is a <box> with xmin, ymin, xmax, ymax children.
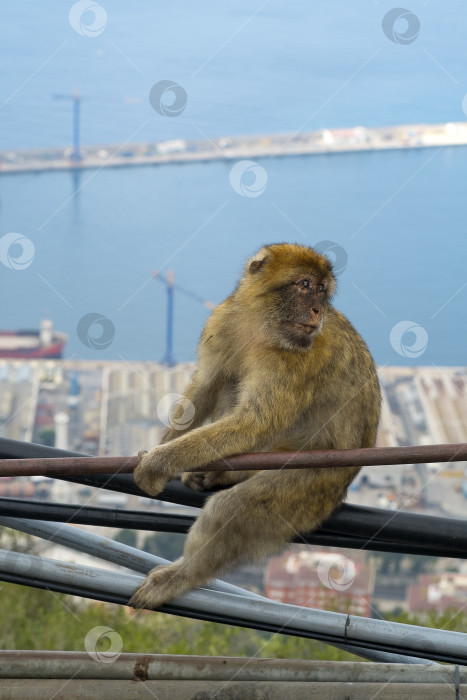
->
<box><xmin>369</xmin><ymin>551</ymin><xmax>438</xmax><ymax>576</ymax></box>
<box><xmin>0</xmin><ymin>581</ymin><xmax>464</xmax><ymax>660</ymax></box>
<box><xmin>113</xmin><ymin>529</ymin><xmax>137</xmax><ymax>548</ymax></box>
<box><xmin>0</xmin><ymin>581</ymin><xmax>353</xmax><ymax>659</ymax></box>
<box><xmin>142</xmin><ymin>531</ymin><xmax>185</xmax><ymax>561</ymax></box>
<box><xmin>0</xmin><ymin>529</ymin><xmax>460</xmax><ymax>660</ymax></box>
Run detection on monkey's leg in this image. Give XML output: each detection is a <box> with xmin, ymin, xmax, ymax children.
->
<box><xmin>129</xmin><ymin>480</ymin><xmax>293</xmax><ymax>610</ymax></box>
<box><xmin>130</xmin><ymin>467</ymin><xmax>360</xmax><ymax>610</ymax></box>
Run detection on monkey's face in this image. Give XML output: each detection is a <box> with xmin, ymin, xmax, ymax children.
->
<box><xmin>275</xmin><ymin>275</ymin><xmax>329</xmax><ymax>349</ymax></box>
<box><xmin>243</xmin><ymin>243</ymin><xmax>335</xmax><ymax>351</ymax></box>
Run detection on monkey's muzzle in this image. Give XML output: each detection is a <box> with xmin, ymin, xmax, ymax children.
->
<box><xmin>284</xmin><ymin>321</ymin><xmax>319</xmax><ymax>334</ymax></box>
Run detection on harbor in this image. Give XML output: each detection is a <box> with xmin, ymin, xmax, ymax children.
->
<box><xmin>1</xmin><ymin>120</ymin><xmax>467</xmax><ymax>174</ymax></box>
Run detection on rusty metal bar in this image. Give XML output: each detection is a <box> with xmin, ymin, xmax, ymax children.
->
<box><xmin>0</xmin><ymin>442</ymin><xmax>466</xmax><ymax>478</ymax></box>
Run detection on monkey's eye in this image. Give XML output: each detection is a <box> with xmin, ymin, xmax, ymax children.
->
<box><xmin>299</xmin><ymin>279</ymin><xmax>311</xmax><ymax>288</ymax></box>
<box><xmin>318</xmin><ymin>283</ymin><xmax>325</xmax><ymax>292</ymax></box>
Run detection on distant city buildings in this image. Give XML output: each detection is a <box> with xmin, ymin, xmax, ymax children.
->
<box><xmin>378</xmin><ymin>366</ymin><xmax>467</xmax><ymax>447</ymax></box>
<box><xmin>407</xmin><ymin>573</ymin><xmax>467</xmax><ymax>613</ymax></box>
<box><xmin>264</xmin><ymin>547</ymin><xmax>374</xmax><ymax>616</ymax></box>
<box><xmin>0</xmin><ymin>359</ymin><xmax>194</xmax><ymax>456</ymax></box>
<box><xmin>355</xmin><ymin>366</ymin><xmax>467</xmax><ymax>495</ymax></box>
<box><xmin>0</xmin><ymin>359</ymin><xmax>467</xmax><ymax>512</ymax></box>
<box><xmin>1</xmin><ymin>360</ymin><xmax>466</xmax><ymax>457</ymax></box>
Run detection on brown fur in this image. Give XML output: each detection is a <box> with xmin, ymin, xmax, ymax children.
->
<box><xmin>130</xmin><ymin>243</ymin><xmax>381</xmax><ymax>609</ymax></box>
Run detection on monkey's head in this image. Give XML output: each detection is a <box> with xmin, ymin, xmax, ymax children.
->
<box><xmin>240</xmin><ymin>243</ymin><xmax>336</xmax><ymax>350</ymax></box>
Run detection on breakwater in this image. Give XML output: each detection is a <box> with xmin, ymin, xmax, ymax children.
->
<box><xmin>1</xmin><ymin>121</ymin><xmax>466</xmax><ymax>174</ymax></box>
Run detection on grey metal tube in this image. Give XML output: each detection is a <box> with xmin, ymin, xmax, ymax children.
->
<box><xmin>0</xmin><ymin>517</ymin><xmax>434</xmax><ymax>665</ymax></box>
<box><xmin>0</xmin><ymin>515</ymin><xmax>258</xmax><ymax>600</ymax></box>
<box><xmin>0</xmin><ymin>679</ymin><xmax>459</xmax><ymax>699</ymax></box>
<box><xmin>0</xmin><ymin>549</ymin><xmax>464</xmax><ymax>662</ymax></box>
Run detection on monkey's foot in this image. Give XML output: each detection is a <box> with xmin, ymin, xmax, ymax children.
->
<box><xmin>129</xmin><ymin>564</ymin><xmax>182</xmax><ymax>610</ymax></box>
<box><xmin>133</xmin><ymin>450</ymin><xmax>169</xmax><ymax>497</ymax></box>
<box><xmin>181</xmin><ymin>471</ymin><xmax>219</xmax><ymax>492</ymax></box>
<box><xmin>182</xmin><ymin>471</ymin><xmax>245</xmax><ymax>491</ymax></box>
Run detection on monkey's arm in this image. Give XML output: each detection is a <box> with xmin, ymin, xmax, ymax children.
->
<box><xmin>159</xmin><ymin>307</ymin><xmax>231</xmax><ymax>444</ymax></box>
<box><xmin>134</xmin><ymin>369</ymin><xmax>307</xmax><ymax>497</ymax></box>
<box><xmin>135</xmin><ymin>412</ymin><xmax>268</xmax><ymax>497</ymax></box>
<box><xmin>158</xmin><ymin>368</ymin><xmax>223</xmax><ymax>445</ymax></box>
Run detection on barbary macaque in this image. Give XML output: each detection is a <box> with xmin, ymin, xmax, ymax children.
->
<box><xmin>130</xmin><ymin>243</ymin><xmax>381</xmax><ymax>610</ymax></box>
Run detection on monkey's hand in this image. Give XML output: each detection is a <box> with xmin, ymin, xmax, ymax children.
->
<box><xmin>133</xmin><ymin>448</ymin><xmax>172</xmax><ymax>497</ymax></box>
<box><xmin>182</xmin><ymin>470</ymin><xmax>256</xmax><ymax>492</ymax></box>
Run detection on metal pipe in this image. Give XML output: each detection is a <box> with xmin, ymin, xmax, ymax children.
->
<box><xmin>0</xmin><ymin>651</ymin><xmax>447</xmax><ymax>681</ymax></box>
<box><xmin>1</xmin><ymin>497</ymin><xmax>467</xmax><ymax>559</ymax></box>
<box><xmin>0</xmin><ymin>515</ymin><xmax>259</xmax><ymax>600</ymax></box>
<box><xmin>1</xmin><ymin>679</ymin><xmax>459</xmax><ymax>699</ymax></box>
<box><xmin>0</xmin><ymin>437</ymin><xmax>84</xmax><ymax>460</ymax></box>
<box><xmin>0</xmin><ymin>568</ymin><xmax>434</xmax><ymax>666</ymax></box>
<box><xmin>1</xmin><ymin>441</ymin><xmax>464</xmax><ymax>560</ymax></box>
<box><xmin>0</xmin><ymin>523</ymin><xmax>432</xmax><ymax>665</ymax></box>
<box><xmin>0</xmin><ymin>437</ymin><xmax>456</xmax><ymax>664</ymax></box>
<box><xmin>0</xmin><ymin>516</ymin><xmax>433</xmax><ymax>665</ymax></box>
<box><xmin>1</xmin><ymin>442</ymin><xmax>466</xmax><ymax>478</ymax></box>
<box><xmin>0</xmin><ymin>441</ymin><xmax>456</xmax><ymax>520</ymax></box>
<box><xmin>0</xmin><ymin>549</ymin><xmax>464</xmax><ymax>663</ymax></box>
<box><xmin>0</xmin><ymin>497</ymin><xmax>195</xmax><ymax>532</ymax></box>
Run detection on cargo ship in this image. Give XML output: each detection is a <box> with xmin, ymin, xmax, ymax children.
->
<box><xmin>0</xmin><ymin>320</ymin><xmax>67</xmax><ymax>359</ymax></box>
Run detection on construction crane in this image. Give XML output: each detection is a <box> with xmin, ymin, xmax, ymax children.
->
<box><xmin>53</xmin><ymin>88</ymin><xmax>82</xmax><ymax>163</ymax></box>
<box><xmin>152</xmin><ymin>270</ymin><xmax>215</xmax><ymax>367</ymax></box>
<box><xmin>52</xmin><ymin>89</ymin><xmax>141</xmax><ymax>164</ymax></box>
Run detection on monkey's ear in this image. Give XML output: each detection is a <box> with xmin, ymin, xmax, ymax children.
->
<box><xmin>245</xmin><ymin>247</ymin><xmax>269</xmax><ymax>275</ymax></box>
<box><xmin>249</xmin><ymin>258</ymin><xmax>267</xmax><ymax>274</ymax></box>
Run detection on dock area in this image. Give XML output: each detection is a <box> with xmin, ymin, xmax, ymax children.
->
<box><xmin>1</xmin><ymin>120</ymin><xmax>467</xmax><ymax>174</ymax></box>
